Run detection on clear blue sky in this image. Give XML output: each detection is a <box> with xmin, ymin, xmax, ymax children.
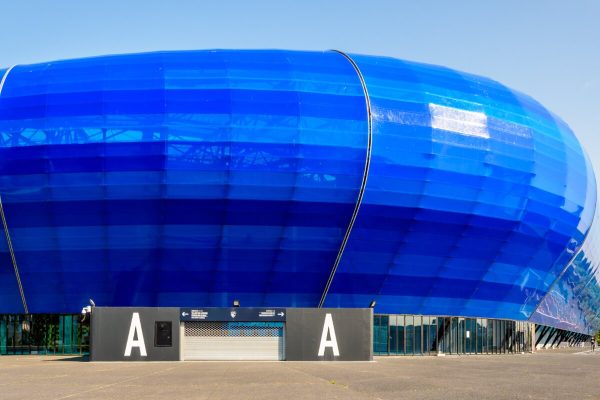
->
<box><xmin>1</xmin><ymin>0</ymin><xmax>599</xmax><ymax>169</ymax></box>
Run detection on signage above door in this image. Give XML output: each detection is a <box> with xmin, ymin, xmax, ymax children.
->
<box><xmin>179</xmin><ymin>307</ymin><xmax>286</xmax><ymax>322</ymax></box>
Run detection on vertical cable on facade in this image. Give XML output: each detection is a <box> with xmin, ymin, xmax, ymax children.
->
<box><xmin>0</xmin><ymin>195</ymin><xmax>28</xmax><ymax>314</ymax></box>
<box><xmin>0</xmin><ymin>66</ymin><xmax>28</xmax><ymax>314</ymax></box>
<box><xmin>318</xmin><ymin>51</ymin><xmax>373</xmax><ymax>308</ymax></box>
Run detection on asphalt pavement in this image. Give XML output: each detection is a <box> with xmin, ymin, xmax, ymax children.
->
<box><xmin>0</xmin><ymin>348</ymin><xmax>598</xmax><ymax>400</ymax></box>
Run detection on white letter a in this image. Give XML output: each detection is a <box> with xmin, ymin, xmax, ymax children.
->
<box><xmin>318</xmin><ymin>313</ymin><xmax>340</xmax><ymax>357</ymax></box>
<box><xmin>124</xmin><ymin>312</ymin><xmax>147</xmax><ymax>357</ymax></box>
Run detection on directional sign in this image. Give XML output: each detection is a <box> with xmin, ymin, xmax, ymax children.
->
<box><xmin>179</xmin><ymin>307</ymin><xmax>286</xmax><ymax>322</ymax></box>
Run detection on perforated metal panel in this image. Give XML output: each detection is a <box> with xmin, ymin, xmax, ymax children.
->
<box><xmin>183</xmin><ymin>322</ymin><xmax>284</xmax><ymax>360</ymax></box>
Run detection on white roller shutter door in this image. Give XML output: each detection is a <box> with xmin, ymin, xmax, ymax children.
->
<box><xmin>183</xmin><ymin>322</ymin><xmax>284</xmax><ymax>361</ymax></box>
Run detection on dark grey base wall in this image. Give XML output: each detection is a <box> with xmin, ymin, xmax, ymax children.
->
<box><xmin>90</xmin><ymin>307</ymin><xmax>180</xmax><ymax>361</ymax></box>
<box><xmin>285</xmin><ymin>308</ymin><xmax>373</xmax><ymax>361</ymax></box>
<box><xmin>90</xmin><ymin>307</ymin><xmax>372</xmax><ymax>361</ymax></box>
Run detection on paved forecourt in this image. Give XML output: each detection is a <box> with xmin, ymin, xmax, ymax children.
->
<box><xmin>0</xmin><ymin>349</ymin><xmax>598</xmax><ymax>400</ymax></box>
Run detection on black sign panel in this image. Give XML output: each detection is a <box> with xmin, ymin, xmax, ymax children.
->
<box><xmin>90</xmin><ymin>307</ymin><xmax>180</xmax><ymax>361</ymax></box>
<box><xmin>179</xmin><ymin>307</ymin><xmax>286</xmax><ymax>322</ymax></box>
<box><xmin>285</xmin><ymin>308</ymin><xmax>372</xmax><ymax>361</ymax></box>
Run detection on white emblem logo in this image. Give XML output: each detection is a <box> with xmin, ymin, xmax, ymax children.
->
<box><xmin>230</xmin><ymin>310</ymin><xmax>237</xmax><ymax>319</ymax></box>
<box><xmin>124</xmin><ymin>312</ymin><xmax>147</xmax><ymax>357</ymax></box>
<box><xmin>318</xmin><ymin>313</ymin><xmax>340</xmax><ymax>357</ymax></box>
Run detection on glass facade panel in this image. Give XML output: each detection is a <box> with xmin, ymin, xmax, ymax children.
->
<box><xmin>492</xmin><ymin>320</ymin><xmax>497</xmax><ymax>353</ymax></box>
<box><xmin>487</xmin><ymin>319</ymin><xmax>491</xmax><ymax>354</ymax></box>
<box><xmin>482</xmin><ymin>319</ymin><xmax>488</xmax><ymax>354</ymax></box>
<box><xmin>0</xmin><ymin>314</ymin><xmax>89</xmax><ymax>355</ymax></box>
<box><xmin>429</xmin><ymin>318</ymin><xmax>437</xmax><ymax>354</ymax></box>
<box><xmin>518</xmin><ymin>322</ymin><xmax>523</xmax><ymax>352</ymax></box>
<box><xmin>471</xmin><ymin>319</ymin><xmax>477</xmax><ymax>354</ymax></box>
<box><xmin>0</xmin><ymin>317</ymin><xmax>5</xmax><ymax>355</ymax></box>
<box><xmin>516</xmin><ymin>321</ymin><xmax>521</xmax><ymax>352</ymax></box>
<box><xmin>476</xmin><ymin>319</ymin><xmax>482</xmax><ymax>354</ymax></box>
<box><xmin>508</xmin><ymin>321</ymin><xmax>512</xmax><ymax>353</ymax></box>
<box><xmin>373</xmin><ymin>315</ymin><xmax>388</xmax><ymax>355</ymax></box>
<box><xmin>514</xmin><ymin>321</ymin><xmax>523</xmax><ymax>353</ymax></box>
<box><xmin>492</xmin><ymin>320</ymin><xmax>496</xmax><ymax>354</ymax></box>
<box><xmin>405</xmin><ymin>316</ymin><xmax>414</xmax><ymax>355</ymax></box>
<box><xmin>506</xmin><ymin>321</ymin><xmax>511</xmax><ymax>353</ymax></box>
<box><xmin>502</xmin><ymin>321</ymin><xmax>506</xmax><ymax>352</ymax></box>
<box><xmin>450</xmin><ymin>317</ymin><xmax>458</xmax><ymax>354</ymax></box>
<box><xmin>372</xmin><ymin>314</ymin><xmax>539</xmax><ymax>356</ymax></box>
<box><xmin>456</xmin><ymin>318</ymin><xmax>467</xmax><ymax>354</ymax></box>
<box><xmin>439</xmin><ymin>317</ymin><xmax>449</xmax><ymax>353</ymax></box>
<box><xmin>64</xmin><ymin>316</ymin><xmax>73</xmax><ymax>353</ymax></box>
<box><xmin>414</xmin><ymin>316</ymin><xmax>422</xmax><ymax>355</ymax></box>
<box><xmin>518</xmin><ymin>322</ymin><xmax>523</xmax><ymax>353</ymax></box>
<box><xmin>507</xmin><ymin>321</ymin><xmax>512</xmax><ymax>352</ymax></box>
<box><xmin>422</xmin><ymin>316</ymin><xmax>429</xmax><ymax>354</ymax></box>
<box><xmin>498</xmin><ymin>320</ymin><xmax>504</xmax><ymax>354</ymax></box>
<box><xmin>423</xmin><ymin>316</ymin><xmax>436</xmax><ymax>355</ymax></box>
<box><xmin>464</xmin><ymin>318</ymin><xmax>469</xmax><ymax>354</ymax></box>
<box><xmin>389</xmin><ymin>315</ymin><xmax>399</xmax><ymax>355</ymax></box>
<box><xmin>397</xmin><ymin>316</ymin><xmax>405</xmax><ymax>355</ymax></box>
<box><xmin>498</xmin><ymin>320</ymin><xmax>503</xmax><ymax>354</ymax></box>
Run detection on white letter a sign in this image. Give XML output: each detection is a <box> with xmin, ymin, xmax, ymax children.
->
<box><xmin>124</xmin><ymin>312</ymin><xmax>147</xmax><ymax>357</ymax></box>
<box><xmin>318</xmin><ymin>313</ymin><xmax>340</xmax><ymax>357</ymax></box>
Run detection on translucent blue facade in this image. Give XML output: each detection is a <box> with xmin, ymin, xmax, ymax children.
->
<box><xmin>0</xmin><ymin>50</ymin><xmax>597</xmax><ymax>334</ymax></box>
<box><xmin>530</xmin><ymin>206</ymin><xmax>600</xmax><ymax>334</ymax></box>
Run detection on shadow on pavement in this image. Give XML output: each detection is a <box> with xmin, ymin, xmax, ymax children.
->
<box><xmin>44</xmin><ymin>355</ymin><xmax>89</xmax><ymax>362</ymax></box>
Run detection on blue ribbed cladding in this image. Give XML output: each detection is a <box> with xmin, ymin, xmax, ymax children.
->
<box><xmin>0</xmin><ymin>50</ymin><xmax>368</xmax><ymax>312</ymax></box>
<box><xmin>0</xmin><ymin>50</ymin><xmax>597</xmax><ymax>334</ymax></box>
<box><xmin>323</xmin><ymin>54</ymin><xmax>596</xmax><ymax>322</ymax></box>
<box><xmin>530</xmin><ymin>162</ymin><xmax>600</xmax><ymax>334</ymax></box>
<box><xmin>0</xmin><ymin>66</ymin><xmax>25</xmax><ymax>313</ymax></box>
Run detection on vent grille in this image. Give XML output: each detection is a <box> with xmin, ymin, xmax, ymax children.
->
<box><xmin>184</xmin><ymin>322</ymin><xmax>283</xmax><ymax>337</ymax></box>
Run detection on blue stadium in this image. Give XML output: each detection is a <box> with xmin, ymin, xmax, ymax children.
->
<box><xmin>0</xmin><ymin>50</ymin><xmax>598</xmax><ymax>355</ymax></box>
